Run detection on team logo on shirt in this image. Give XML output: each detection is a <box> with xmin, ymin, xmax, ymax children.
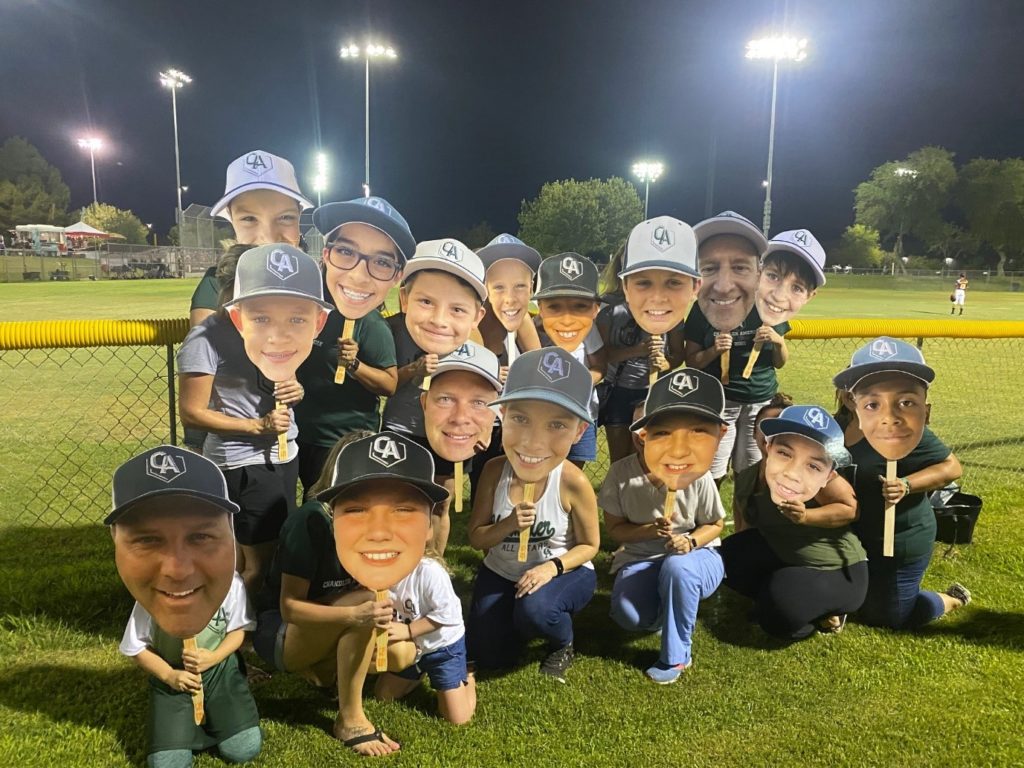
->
<box><xmin>146</xmin><ymin>451</ymin><xmax>187</xmax><ymax>483</ymax></box>
<box><xmin>559</xmin><ymin>256</ymin><xmax>583</xmax><ymax>280</ymax></box>
<box><xmin>651</xmin><ymin>224</ymin><xmax>674</xmax><ymax>252</ymax></box>
<box><xmin>439</xmin><ymin>240</ymin><xmax>463</xmax><ymax>262</ymax></box>
<box><xmin>794</xmin><ymin>230</ymin><xmax>809</xmax><ymax>247</ymax></box>
<box><xmin>868</xmin><ymin>339</ymin><xmax>899</xmax><ymax>361</ymax></box>
<box><xmin>538</xmin><ymin>350</ymin><xmax>570</xmax><ymax>383</ymax></box>
<box><xmin>243</xmin><ymin>152</ymin><xmax>272</xmax><ymax>177</ymax></box>
<box><xmin>266</xmin><ymin>248</ymin><xmax>298</xmax><ymax>281</ymax></box>
<box><xmin>369</xmin><ymin>435</ymin><xmax>406</xmax><ymax>467</ymax></box>
<box><xmin>668</xmin><ymin>371</ymin><xmax>699</xmax><ymax>399</ymax></box>
<box><xmin>802</xmin><ymin>407</ymin><xmax>828</xmax><ymax>431</ymax></box>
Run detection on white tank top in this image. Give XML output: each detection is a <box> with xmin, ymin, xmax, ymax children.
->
<box><xmin>482</xmin><ymin>461</ymin><xmax>594</xmax><ymax>581</ymax></box>
<box><xmin>505</xmin><ymin>331</ymin><xmax>519</xmax><ymax>365</ymax></box>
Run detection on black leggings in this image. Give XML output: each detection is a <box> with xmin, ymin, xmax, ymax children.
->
<box><xmin>720</xmin><ymin>528</ymin><xmax>869</xmax><ymax>639</ymax></box>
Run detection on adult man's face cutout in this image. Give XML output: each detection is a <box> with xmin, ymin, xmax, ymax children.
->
<box><xmin>697</xmin><ymin>235</ymin><xmax>759</xmax><ymax>331</ymax></box>
<box><xmin>112</xmin><ymin>498</ymin><xmax>236</xmax><ymax>639</ymax></box>
<box><xmin>332</xmin><ymin>478</ymin><xmax>432</xmax><ymax>591</ymax></box>
<box><xmin>323</xmin><ymin>222</ymin><xmax>403</xmax><ymax>319</ymax></box>
<box><xmin>422</xmin><ymin>370</ymin><xmax>499</xmax><ymax>462</ymax></box>
<box><xmin>852</xmin><ymin>373</ymin><xmax>930</xmax><ymax>461</ymax></box>
<box><xmin>229</xmin><ymin>296</ymin><xmax>328</xmax><ymax>382</ymax></box>
<box><xmin>622</xmin><ymin>269</ymin><xmax>698</xmax><ymax>336</ymax></box>
<box><xmin>538</xmin><ymin>297</ymin><xmax>598</xmax><ymax>353</ymax></box>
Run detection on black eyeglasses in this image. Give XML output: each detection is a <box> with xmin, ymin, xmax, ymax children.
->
<box><xmin>325</xmin><ymin>244</ymin><xmax>402</xmax><ymax>281</ymax></box>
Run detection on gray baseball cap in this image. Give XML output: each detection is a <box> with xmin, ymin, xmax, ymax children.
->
<box><xmin>620</xmin><ymin>217</ymin><xmax>699</xmax><ymax>279</ymax></box>
<box><xmin>315</xmin><ymin>431</ymin><xmax>449</xmax><ymax>506</ymax></box>
<box><xmin>107</xmin><ymin>445</ymin><xmax>239</xmax><ymax>525</ymax></box>
<box><xmin>489</xmin><ymin>347</ymin><xmax>594</xmax><ymax>424</ymax></box>
<box><xmin>211</xmin><ymin>150</ymin><xmax>313</xmax><ymax>220</ymax></box>
<box><xmin>693</xmin><ymin>210</ymin><xmax>768</xmax><ymax>254</ymax></box>
<box><xmin>404</xmin><ymin>239</ymin><xmax>488</xmax><ymax>302</ymax></box>
<box><xmin>477</xmin><ymin>233</ymin><xmax>542</xmax><ymax>274</ymax></box>
<box><xmin>313</xmin><ymin>196</ymin><xmax>416</xmax><ymax>264</ymax></box>
<box><xmin>224</xmin><ymin>244</ymin><xmax>333</xmax><ymax>311</ymax></box>
<box><xmin>533</xmin><ymin>253</ymin><xmax>600</xmax><ymax>301</ymax></box>
<box><xmin>832</xmin><ymin>337</ymin><xmax>935</xmax><ymax>392</ymax></box>
<box><xmin>630</xmin><ymin>369</ymin><xmax>727</xmax><ymax>431</ymax></box>
<box><xmin>763</xmin><ymin>229</ymin><xmax>827</xmax><ymax>288</ymax></box>
<box><xmin>428</xmin><ymin>341</ymin><xmax>503</xmax><ymax>392</ymax></box>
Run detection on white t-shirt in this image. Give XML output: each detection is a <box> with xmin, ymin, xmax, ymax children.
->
<box><xmin>598</xmin><ymin>454</ymin><xmax>725</xmax><ymax>574</ymax></box>
<box><xmin>119</xmin><ymin>573</ymin><xmax>255</xmax><ymax>662</ymax></box>
<box><xmin>389</xmin><ymin>558</ymin><xmax>464</xmax><ymax>655</ymax></box>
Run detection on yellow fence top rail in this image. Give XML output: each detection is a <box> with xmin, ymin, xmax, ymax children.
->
<box><xmin>789</xmin><ymin>318</ymin><xmax>1024</xmax><ymax>340</ymax></box>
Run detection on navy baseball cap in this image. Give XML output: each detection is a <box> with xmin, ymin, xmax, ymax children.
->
<box><xmin>832</xmin><ymin>337</ymin><xmax>935</xmax><ymax>392</ymax></box>
<box><xmin>477</xmin><ymin>233</ymin><xmax>542</xmax><ymax>274</ymax></box>
<box><xmin>619</xmin><ymin>217</ymin><xmax>699</xmax><ymax>280</ymax></box>
<box><xmin>759</xmin><ymin>405</ymin><xmax>851</xmax><ymax>468</ymax></box>
<box><xmin>313</xmin><ymin>197</ymin><xmax>416</xmax><ymax>264</ymax></box>
<box><xmin>315</xmin><ymin>431</ymin><xmax>449</xmax><ymax>506</ymax></box>
<box><xmin>429</xmin><ymin>341</ymin><xmax>503</xmax><ymax>392</ymax></box>
<box><xmin>533</xmin><ymin>253</ymin><xmax>600</xmax><ymax>300</ymax></box>
<box><xmin>107</xmin><ymin>446</ymin><xmax>239</xmax><ymax>525</ymax></box>
<box><xmin>631</xmin><ymin>369</ymin><xmax>727</xmax><ymax>431</ymax></box>
<box><xmin>763</xmin><ymin>229</ymin><xmax>827</xmax><ymax>288</ymax></box>
<box><xmin>693</xmin><ymin>210</ymin><xmax>768</xmax><ymax>253</ymax></box>
<box><xmin>490</xmin><ymin>347</ymin><xmax>594</xmax><ymax>424</ymax></box>
<box><xmin>224</xmin><ymin>244</ymin><xmax>333</xmax><ymax>311</ymax></box>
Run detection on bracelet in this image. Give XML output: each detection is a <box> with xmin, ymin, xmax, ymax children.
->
<box><xmin>348</xmin><ymin>357</ymin><xmax>361</xmax><ymax>375</ymax></box>
<box><xmin>550</xmin><ymin>557</ymin><xmax>564</xmax><ymax>577</ymax></box>
<box><xmin>686</xmin><ymin>535</ymin><xmax>699</xmax><ymax>551</ymax></box>
<box><xmin>900</xmin><ymin>477</ymin><xmax>912</xmax><ymax>495</ymax></box>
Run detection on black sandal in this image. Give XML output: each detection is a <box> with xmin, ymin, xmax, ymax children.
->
<box><xmin>342</xmin><ymin>728</ymin><xmax>399</xmax><ymax>754</ymax></box>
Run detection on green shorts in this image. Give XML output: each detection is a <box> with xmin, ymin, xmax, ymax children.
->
<box><xmin>146</xmin><ymin>652</ymin><xmax>259</xmax><ymax>755</ymax></box>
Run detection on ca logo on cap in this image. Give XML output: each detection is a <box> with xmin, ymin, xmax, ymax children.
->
<box><xmin>451</xmin><ymin>343</ymin><xmax>474</xmax><ymax>360</ymax></box>
<box><xmin>146</xmin><ymin>451</ymin><xmax>187</xmax><ymax>483</ymax></box>
<box><xmin>365</xmin><ymin>197</ymin><xmax>390</xmax><ymax>214</ymax></box>
<box><xmin>440</xmin><ymin>241</ymin><xmax>463</xmax><ymax>262</ymax></box>
<box><xmin>868</xmin><ymin>339</ymin><xmax>899</xmax><ymax>361</ymax></box>
<box><xmin>244</xmin><ymin>152</ymin><xmax>273</xmax><ymax>177</ymax></box>
<box><xmin>369</xmin><ymin>435</ymin><xmax>406</xmax><ymax>467</ymax></box>
<box><xmin>802</xmin><ymin>407</ymin><xmax>828</xmax><ymax>431</ymax></box>
<box><xmin>496</xmin><ymin>234</ymin><xmax>518</xmax><ymax>245</ymax></box>
<box><xmin>668</xmin><ymin>371</ymin><xmax>699</xmax><ymax>399</ymax></box>
<box><xmin>538</xmin><ymin>350</ymin><xmax>570</xmax><ymax>383</ymax></box>
<box><xmin>267</xmin><ymin>249</ymin><xmax>298</xmax><ymax>281</ymax></box>
<box><xmin>651</xmin><ymin>225</ymin><xmax>674</xmax><ymax>252</ymax></box>
<box><xmin>559</xmin><ymin>256</ymin><xmax>583</xmax><ymax>280</ymax></box>
<box><xmin>794</xmin><ymin>230</ymin><xmax>810</xmax><ymax>247</ymax></box>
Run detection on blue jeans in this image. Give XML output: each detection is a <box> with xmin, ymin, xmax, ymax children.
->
<box><xmin>609</xmin><ymin>549</ymin><xmax>724</xmax><ymax>667</ymax></box>
<box><xmin>567</xmin><ymin>421</ymin><xmax>598</xmax><ymax>462</ymax></box>
<box><xmin>466</xmin><ymin>563</ymin><xmax>596</xmax><ymax>669</ymax></box>
<box><xmin>859</xmin><ymin>552</ymin><xmax>945</xmax><ymax>629</ymax></box>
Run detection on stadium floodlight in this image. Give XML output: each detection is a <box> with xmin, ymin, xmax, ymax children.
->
<box><xmin>159</xmin><ymin>68</ymin><xmax>192</xmax><ymax>224</ymax></box>
<box><xmin>340</xmin><ymin>40</ymin><xmax>399</xmax><ymax>196</ymax></box>
<box><xmin>632</xmin><ymin>161</ymin><xmax>664</xmax><ymax>218</ymax></box>
<box><xmin>77</xmin><ymin>137</ymin><xmax>102</xmax><ymax>206</ymax></box>
<box><xmin>312</xmin><ymin>152</ymin><xmax>329</xmax><ymax>206</ymax></box>
<box><xmin>746</xmin><ymin>36</ymin><xmax>809</xmax><ymax>235</ymax></box>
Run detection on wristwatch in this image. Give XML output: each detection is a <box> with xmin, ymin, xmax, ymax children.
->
<box><xmin>686</xmin><ymin>535</ymin><xmax>698</xmax><ymax>551</ymax></box>
<box><xmin>550</xmin><ymin>557</ymin><xmax>564</xmax><ymax>577</ymax></box>
<box><xmin>348</xmin><ymin>357</ymin><xmax>361</xmax><ymax>375</ymax></box>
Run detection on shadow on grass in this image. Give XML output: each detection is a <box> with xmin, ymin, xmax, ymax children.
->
<box><xmin>0</xmin><ymin>524</ymin><xmax>129</xmax><ymax>639</ymax></box>
<box><xmin>699</xmin><ymin>590</ymin><xmax>794</xmax><ymax>651</ymax></box>
<box><xmin>917</xmin><ymin>608</ymin><xmax>1024</xmax><ymax>651</ymax></box>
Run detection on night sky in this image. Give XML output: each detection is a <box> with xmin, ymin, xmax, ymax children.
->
<box><xmin>2</xmin><ymin>0</ymin><xmax>1022</xmax><ymax>243</ymax></box>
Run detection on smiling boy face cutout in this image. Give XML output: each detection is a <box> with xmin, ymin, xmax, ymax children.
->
<box><xmin>538</xmin><ymin>296</ymin><xmax>599</xmax><ymax>353</ymax></box>
<box><xmin>533</xmin><ymin>253</ymin><xmax>601</xmax><ymax>353</ymax></box>
<box><xmin>486</xmin><ymin>259</ymin><xmax>535</xmax><ymax>333</ymax></box>
<box><xmin>619</xmin><ymin>217</ymin><xmax>700</xmax><ymax>335</ymax></box>
<box><xmin>754</xmin><ymin>230</ymin><xmax>826</xmax><ymax>325</ymax></box>
<box><xmin>763</xmin><ymin>434</ymin><xmax>835</xmax><ymax>505</ymax></box>
<box><xmin>622</xmin><ymin>270</ymin><xmax>697</xmax><ymax>336</ymax></box>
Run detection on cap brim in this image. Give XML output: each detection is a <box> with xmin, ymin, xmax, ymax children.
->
<box><xmin>490</xmin><ymin>389</ymin><xmax>593</xmax><ymax>425</ymax></box>
<box><xmin>618</xmin><ymin>261</ymin><xmax>700</xmax><ymax>280</ymax></box>
<box><xmin>693</xmin><ymin>217</ymin><xmax>768</xmax><ymax>252</ymax></box>
<box><xmin>531</xmin><ymin>286</ymin><xmax>600</xmax><ymax>300</ymax></box>
<box><xmin>762</xmin><ymin>243</ymin><xmax>826</xmax><ymax>287</ymax></box>
<box><xmin>403</xmin><ymin>259</ymin><xmax>487</xmax><ymax>301</ymax></box>
<box><xmin>224</xmin><ymin>288</ymin><xmax>334</xmax><ymax>312</ymax></box>
<box><xmin>314</xmin><ymin>473</ymin><xmax>449</xmax><ymax>507</ymax></box>
<box><xmin>427</xmin><ymin>361</ymin><xmax>503</xmax><ymax>392</ymax></box>
<box><xmin>832</xmin><ymin>362</ymin><xmax>935</xmax><ymax>391</ymax></box>
<box><xmin>211</xmin><ymin>183</ymin><xmax>314</xmax><ymax>220</ymax></box>
<box><xmin>478</xmin><ymin>244</ymin><xmax>542</xmax><ymax>273</ymax></box>
<box><xmin>630</xmin><ymin>403</ymin><xmax>727</xmax><ymax>432</ymax></box>
<box><xmin>758</xmin><ymin>423</ymin><xmax>851</xmax><ymax>468</ymax></box>
<box><xmin>105</xmin><ymin>490</ymin><xmax>239</xmax><ymax>526</ymax></box>
<box><xmin>314</xmin><ymin>202</ymin><xmax>416</xmax><ymax>263</ymax></box>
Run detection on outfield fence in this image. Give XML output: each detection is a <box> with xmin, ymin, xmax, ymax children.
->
<box><xmin>2</xmin><ymin>318</ymin><xmax>1023</xmax><ymax>527</ymax></box>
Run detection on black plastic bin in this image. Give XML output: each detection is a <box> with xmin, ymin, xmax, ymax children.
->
<box><xmin>930</xmin><ymin>490</ymin><xmax>982</xmax><ymax>545</ymax></box>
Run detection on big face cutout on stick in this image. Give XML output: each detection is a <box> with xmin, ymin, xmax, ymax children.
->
<box><xmin>758</xmin><ymin>405</ymin><xmax>845</xmax><ymax>506</ymax></box>
<box><xmin>479</xmin><ymin>234</ymin><xmax>542</xmax><ymax>334</ymax></box>
<box><xmin>226</xmin><ymin>244</ymin><xmax>331</xmax><ymax>382</ymax></box>
<box><xmin>754</xmin><ymin>229</ymin><xmax>826</xmax><ymax>326</ymax></box>
<box><xmin>108</xmin><ymin>446</ymin><xmax>239</xmax><ymax>639</ymax></box>
<box><xmin>534</xmin><ymin>253</ymin><xmax>601</xmax><ymax>353</ymax></box>
<box><xmin>620</xmin><ymin>217</ymin><xmax>700</xmax><ymax>336</ymax></box>
<box><xmin>422</xmin><ymin>343</ymin><xmax>502</xmax><ymax>463</ymax></box>
<box><xmin>696</xmin><ymin>235</ymin><xmax>760</xmax><ymax>332</ymax></box>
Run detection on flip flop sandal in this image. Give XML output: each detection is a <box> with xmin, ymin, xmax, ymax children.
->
<box><xmin>343</xmin><ymin>728</ymin><xmax>398</xmax><ymax>753</ymax></box>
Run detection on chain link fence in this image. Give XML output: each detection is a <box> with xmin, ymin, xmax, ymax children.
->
<box><xmin>2</xmin><ymin>320</ymin><xmax>1023</xmax><ymax>527</ymax></box>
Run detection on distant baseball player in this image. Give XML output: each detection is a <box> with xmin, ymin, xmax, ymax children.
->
<box><xmin>951</xmin><ymin>273</ymin><xmax>968</xmax><ymax>315</ymax></box>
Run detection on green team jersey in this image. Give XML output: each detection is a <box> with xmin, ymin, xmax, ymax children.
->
<box><xmin>849</xmin><ymin>427</ymin><xmax>950</xmax><ymax>563</ymax></box>
<box><xmin>746</xmin><ymin>492</ymin><xmax>867</xmax><ymax>570</ymax></box>
<box><xmin>189</xmin><ymin>266</ymin><xmax>220</xmax><ymax>311</ymax></box>
<box><xmin>684</xmin><ymin>304</ymin><xmax>789</xmax><ymax>403</ymax></box>
<box><xmin>294</xmin><ymin>308</ymin><xmax>397</xmax><ymax>447</ymax></box>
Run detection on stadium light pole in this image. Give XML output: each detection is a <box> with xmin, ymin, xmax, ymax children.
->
<box><xmin>632</xmin><ymin>161</ymin><xmax>664</xmax><ymax>218</ymax></box>
<box><xmin>746</xmin><ymin>35</ymin><xmax>808</xmax><ymax>236</ymax></box>
<box><xmin>77</xmin><ymin>137</ymin><xmax>102</xmax><ymax>206</ymax></box>
<box><xmin>312</xmin><ymin>152</ymin><xmax>329</xmax><ymax>207</ymax></box>
<box><xmin>159</xmin><ymin>68</ymin><xmax>192</xmax><ymax>227</ymax></box>
<box><xmin>340</xmin><ymin>42</ymin><xmax>397</xmax><ymax>197</ymax></box>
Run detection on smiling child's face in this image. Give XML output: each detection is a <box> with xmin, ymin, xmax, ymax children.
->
<box><xmin>538</xmin><ymin>296</ymin><xmax>598</xmax><ymax>353</ymax></box>
<box><xmin>622</xmin><ymin>269</ymin><xmax>697</xmax><ymax>336</ymax></box>
<box><xmin>764</xmin><ymin>434</ymin><xmax>835</xmax><ymax>505</ymax></box>
<box><xmin>400</xmin><ymin>271</ymin><xmax>486</xmax><ymax>355</ymax></box>
<box><xmin>852</xmin><ymin>373</ymin><xmax>930</xmax><ymax>461</ymax></box>
<box><xmin>323</xmin><ymin>222</ymin><xmax>403</xmax><ymax>319</ymax></box>
<box><xmin>229</xmin><ymin>295</ymin><xmax>328</xmax><ymax>381</ymax></box>
<box><xmin>501</xmin><ymin>401</ymin><xmax>587</xmax><ymax>483</ymax></box>
<box><xmin>486</xmin><ymin>259</ymin><xmax>534</xmax><ymax>333</ymax></box>
<box><xmin>754</xmin><ymin>257</ymin><xmax>816</xmax><ymax>326</ymax></box>
<box><xmin>640</xmin><ymin>412</ymin><xmax>726</xmax><ymax>491</ymax></box>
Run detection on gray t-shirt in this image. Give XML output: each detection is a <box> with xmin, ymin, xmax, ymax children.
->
<box><xmin>177</xmin><ymin>314</ymin><xmax>298</xmax><ymax>469</ymax></box>
<box><xmin>598</xmin><ymin>302</ymin><xmax>651</xmax><ymax>389</ymax></box>
<box><xmin>598</xmin><ymin>454</ymin><xmax>724</xmax><ymax>574</ymax></box>
<box><xmin>381</xmin><ymin>313</ymin><xmax>426</xmax><ymax>436</ymax></box>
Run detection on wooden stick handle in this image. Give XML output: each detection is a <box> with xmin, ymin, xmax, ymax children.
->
<box><xmin>517</xmin><ymin>482</ymin><xmax>536</xmax><ymax>563</ymax></box>
<box><xmin>720</xmin><ymin>349</ymin><xmax>731</xmax><ymax>386</ymax></box>
<box><xmin>742</xmin><ymin>341</ymin><xmax>764</xmax><ymax>379</ymax></box>
<box><xmin>883</xmin><ymin>461</ymin><xmax>897</xmax><ymax>557</ymax></box>
<box><xmin>454</xmin><ymin>461</ymin><xmax>464</xmax><ymax>513</ymax></box>
<box><xmin>649</xmin><ymin>333</ymin><xmax>663</xmax><ymax>386</ymax></box>
<box><xmin>664</xmin><ymin>486</ymin><xmax>675</xmax><ymax>522</ymax></box>
<box><xmin>182</xmin><ymin>637</ymin><xmax>205</xmax><ymax>725</ymax></box>
<box><xmin>374</xmin><ymin>589</ymin><xmax>389</xmax><ymax>673</ymax></box>
<box><xmin>422</xmin><ymin>374</ymin><xmax>431</xmax><ymax>390</ymax></box>
<box><xmin>276</xmin><ymin>401</ymin><xmax>288</xmax><ymax>460</ymax></box>
<box><xmin>334</xmin><ymin>319</ymin><xmax>356</xmax><ymax>384</ymax></box>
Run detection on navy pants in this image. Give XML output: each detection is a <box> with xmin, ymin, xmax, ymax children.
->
<box><xmin>466</xmin><ymin>563</ymin><xmax>596</xmax><ymax>669</ymax></box>
<box><xmin>859</xmin><ymin>552</ymin><xmax>945</xmax><ymax>629</ymax></box>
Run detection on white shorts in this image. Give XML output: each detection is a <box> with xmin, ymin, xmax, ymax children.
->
<box><xmin>954</xmin><ymin>289</ymin><xmax>966</xmax><ymax>305</ymax></box>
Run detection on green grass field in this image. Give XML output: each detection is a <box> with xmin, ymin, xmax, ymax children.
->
<box><xmin>1</xmin><ymin>279</ymin><xmax>1023</xmax><ymax>766</ymax></box>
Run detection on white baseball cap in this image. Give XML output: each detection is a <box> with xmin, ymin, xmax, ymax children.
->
<box><xmin>763</xmin><ymin>229</ymin><xmax>827</xmax><ymax>287</ymax></box>
<box><xmin>428</xmin><ymin>342</ymin><xmax>503</xmax><ymax>392</ymax></box>
<box><xmin>211</xmin><ymin>150</ymin><xmax>314</xmax><ymax>220</ymax></box>
<box><xmin>404</xmin><ymin>239</ymin><xmax>488</xmax><ymax>302</ymax></box>
<box><xmin>619</xmin><ymin>217</ymin><xmax>699</xmax><ymax>279</ymax></box>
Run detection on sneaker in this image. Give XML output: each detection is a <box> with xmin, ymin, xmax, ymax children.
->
<box><xmin>945</xmin><ymin>583</ymin><xmax>972</xmax><ymax>607</ymax></box>
<box><xmin>539</xmin><ymin>644</ymin><xmax>574</xmax><ymax>683</ymax></box>
<box><xmin>645</xmin><ymin>660</ymin><xmax>692</xmax><ymax>685</ymax></box>
<box><xmin>816</xmin><ymin>614</ymin><xmax>848</xmax><ymax>634</ymax></box>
